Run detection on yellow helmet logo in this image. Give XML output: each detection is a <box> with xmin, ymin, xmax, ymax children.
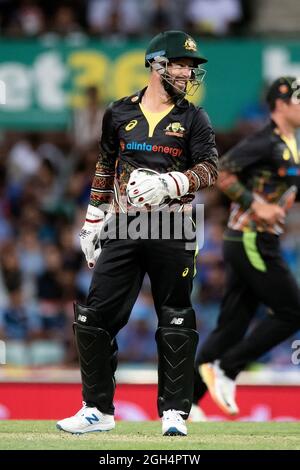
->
<box><xmin>184</xmin><ymin>38</ymin><xmax>197</xmax><ymax>52</ymax></box>
<box><xmin>125</xmin><ymin>120</ymin><xmax>138</xmax><ymax>131</ymax></box>
<box><xmin>182</xmin><ymin>267</ymin><xmax>189</xmax><ymax>277</ymax></box>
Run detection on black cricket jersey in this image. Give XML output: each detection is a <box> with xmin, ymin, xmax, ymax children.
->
<box><xmin>89</xmin><ymin>87</ymin><xmax>218</xmax><ymax>211</ymax></box>
<box><xmin>221</xmin><ymin>121</ymin><xmax>300</xmax><ymax>233</ymax></box>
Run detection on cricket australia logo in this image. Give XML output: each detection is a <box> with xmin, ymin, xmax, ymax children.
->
<box><xmin>164</xmin><ymin>122</ymin><xmax>186</xmax><ymax>137</ymax></box>
<box><xmin>184</xmin><ymin>38</ymin><xmax>197</xmax><ymax>52</ymax></box>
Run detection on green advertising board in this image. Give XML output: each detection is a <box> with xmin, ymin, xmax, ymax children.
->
<box><xmin>0</xmin><ymin>38</ymin><xmax>300</xmax><ymax>130</ymax></box>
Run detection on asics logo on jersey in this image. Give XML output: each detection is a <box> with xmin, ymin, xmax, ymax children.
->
<box><xmin>125</xmin><ymin>120</ymin><xmax>138</xmax><ymax>131</ymax></box>
<box><xmin>182</xmin><ymin>267</ymin><xmax>189</xmax><ymax>277</ymax></box>
<box><xmin>170</xmin><ymin>317</ymin><xmax>184</xmax><ymax>325</ymax></box>
<box><xmin>122</xmin><ymin>140</ymin><xmax>183</xmax><ymax>157</ymax></box>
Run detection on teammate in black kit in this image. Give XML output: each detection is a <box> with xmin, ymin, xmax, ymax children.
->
<box><xmin>56</xmin><ymin>30</ymin><xmax>218</xmax><ymax>436</ymax></box>
<box><xmin>191</xmin><ymin>77</ymin><xmax>300</xmax><ymax>419</ymax></box>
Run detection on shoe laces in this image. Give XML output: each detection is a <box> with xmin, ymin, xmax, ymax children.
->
<box><xmin>163</xmin><ymin>409</ymin><xmax>185</xmax><ymax>422</ymax></box>
<box><xmin>75</xmin><ymin>402</ymin><xmax>89</xmax><ymax>416</ymax></box>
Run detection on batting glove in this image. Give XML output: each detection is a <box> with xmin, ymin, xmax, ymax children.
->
<box><xmin>127</xmin><ymin>168</ymin><xmax>190</xmax><ymax>207</ymax></box>
<box><xmin>79</xmin><ymin>205</ymin><xmax>105</xmax><ymax>269</ymax></box>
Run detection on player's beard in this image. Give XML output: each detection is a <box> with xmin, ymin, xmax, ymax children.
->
<box><xmin>161</xmin><ymin>75</ymin><xmax>188</xmax><ymax>101</ymax></box>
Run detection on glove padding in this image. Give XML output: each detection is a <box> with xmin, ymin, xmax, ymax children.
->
<box><xmin>127</xmin><ymin>168</ymin><xmax>190</xmax><ymax>207</ymax></box>
<box><xmin>79</xmin><ymin>205</ymin><xmax>105</xmax><ymax>269</ymax></box>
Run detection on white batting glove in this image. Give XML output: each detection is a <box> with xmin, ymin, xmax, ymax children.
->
<box><xmin>127</xmin><ymin>168</ymin><xmax>190</xmax><ymax>207</ymax></box>
<box><xmin>79</xmin><ymin>205</ymin><xmax>105</xmax><ymax>269</ymax></box>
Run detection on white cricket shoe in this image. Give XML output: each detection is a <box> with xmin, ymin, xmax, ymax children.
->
<box><xmin>189</xmin><ymin>403</ymin><xmax>208</xmax><ymax>422</ymax></box>
<box><xmin>162</xmin><ymin>409</ymin><xmax>187</xmax><ymax>436</ymax></box>
<box><xmin>200</xmin><ymin>361</ymin><xmax>239</xmax><ymax>416</ymax></box>
<box><xmin>56</xmin><ymin>404</ymin><xmax>115</xmax><ymax>434</ymax></box>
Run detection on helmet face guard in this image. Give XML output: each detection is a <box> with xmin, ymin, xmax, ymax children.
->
<box><xmin>145</xmin><ymin>31</ymin><xmax>207</xmax><ymax>99</ymax></box>
<box><xmin>148</xmin><ymin>56</ymin><xmax>206</xmax><ymax>98</ymax></box>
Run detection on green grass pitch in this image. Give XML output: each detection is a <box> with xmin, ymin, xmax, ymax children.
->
<box><xmin>0</xmin><ymin>421</ymin><xmax>299</xmax><ymax>450</ymax></box>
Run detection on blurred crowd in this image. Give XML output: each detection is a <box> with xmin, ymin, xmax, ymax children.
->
<box><xmin>0</xmin><ymin>0</ymin><xmax>300</xmax><ymax>42</ymax></box>
<box><xmin>0</xmin><ymin>84</ymin><xmax>300</xmax><ymax>369</ymax></box>
<box><xmin>1</xmin><ymin>0</ymin><xmax>300</xmax><ymax>40</ymax></box>
<box><xmin>0</xmin><ymin>0</ymin><xmax>255</xmax><ymax>39</ymax></box>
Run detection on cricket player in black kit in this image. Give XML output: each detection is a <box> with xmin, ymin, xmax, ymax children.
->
<box><xmin>57</xmin><ymin>31</ymin><xmax>218</xmax><ymax>436</ymax></box>
<box><xmin>191</xmin><ymin>77</ymin><xmax>300</xmax><ymax>419</ymax></box>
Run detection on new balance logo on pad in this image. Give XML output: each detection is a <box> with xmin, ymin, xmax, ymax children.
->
<box><xmin>170</xmin><ymin>317</ymin><xmax>184</xmax><ymax>325</ymax></box>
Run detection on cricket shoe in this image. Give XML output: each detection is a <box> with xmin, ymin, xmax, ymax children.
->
<box><xmin>199</xmin><ymin>361</ymin><xmax>239</xmax><ymax>416</ymax></box>
<box><xmin>188</xmin><ymin>403</ymin><xmax>208</xmax><ymax>422</ymax></box>
<box><xmin>162</xmin><ymin>409</ymin><xmax>187</xmax><ymax>436</ymax></box>
<box><xmin>56</xmin><ymin>404</ymin><xmax>115</xmax><ymax>434</ymax></box>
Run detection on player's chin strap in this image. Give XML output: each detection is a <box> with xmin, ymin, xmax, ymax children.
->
<box><xmin>148</xmin><ymin>57</ymin><xmax>205</xmax><ymax>100</ymax></box>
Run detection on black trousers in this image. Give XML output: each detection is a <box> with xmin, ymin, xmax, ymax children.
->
<box><xmin>194</xmin><ymin>228</ymin><xmax>300</xmax><ymax>401</ymax></box>
<box><xmin>87</xmin><ymin>214</ymin><xmax>196</xmax><ymax>336</ymax></box>
<box><xmin>81</xmin><ymin>213</ymin><xmax>198</xmax><ymax>415</ymax></box>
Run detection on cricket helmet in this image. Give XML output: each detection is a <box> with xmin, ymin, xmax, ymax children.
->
<box><xmin>145</xmin><ymin>31</ymin><xmax>207</xmax><ymax>98</ymax></box>
<box><xmin>145</xmin><ymin>30</ymin><xmax>207</xmax><ymax>67</ymax></box>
